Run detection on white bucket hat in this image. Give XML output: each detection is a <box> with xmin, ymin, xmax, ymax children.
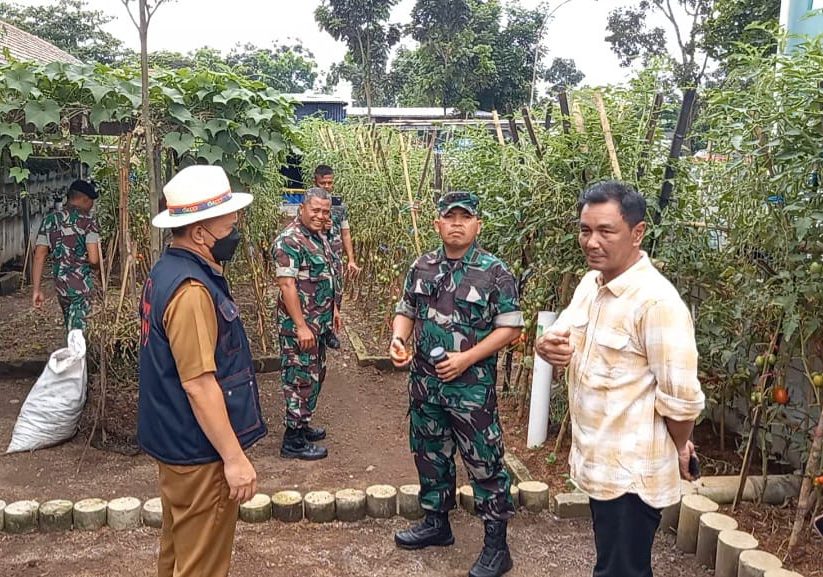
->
<box><xmin>151</xmin><ymin>165</ymin><xmax>253</xmax><ymax>229</ymax></box>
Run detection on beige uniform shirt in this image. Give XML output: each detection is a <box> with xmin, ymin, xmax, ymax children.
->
<box><xmin>164</xmin><ymin>280</ymin><xmax>218</xmax><ymax>382</ymax></box>
<box><xmin>554</xmin><ymin>252</ymin><xmax>705</xmax><ymax>508</ymax></box>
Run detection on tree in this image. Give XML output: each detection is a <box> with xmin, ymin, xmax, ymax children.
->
<box><xmin>478</xmin><ymin>4</ymin><xmax>544</xmax><ymax>113</ymax></box>
<box><xmin>384</xmin><ymin>47</ymin><xmax>426</xmax><ymax>106</ymax></box>
<box><xmin>0</xmin><ymin>0</ymin><xmax>127</xmax><ymax>64</ymax></box>
<box><xmin>700</xmin><ymin>0</ymin><xmax>780</xmax><ymax>62</ymax></box>
<box><xmin>410</xmin><ymin>0</ymin><xmax>497</xmax><ymax>114</ymax></box>
<box><xmin>543</xmin><ymin>57</ymin><xmax>585</xmax><ymax>95</ymax></box>
<box><xmin>226</xmin><ymin>43</ymin><xmax>318</xmax><ymax>93</ymax></box>
<box><xmin>120</xmin><ymin>0</ymin><xmax>174</xmax><ymax>263</ymax></box>
<box><xmin>315</xmin><ymin>0</ymin><xmax>401</xmax><ymax>117</ymax></box>
<box><xmin>602</xmin><ymin>0</ymin><xmax>780</xmax><ymax>87</ymax></box>
<box><xmin>383</xmin><ymin>0</ymin><xmax>555</xmax><ymax>113</ymax></box>
<box><xmin>603</xmin><ymin>0</ymin><xmax>709</xmax><ymax>86</ymax></box>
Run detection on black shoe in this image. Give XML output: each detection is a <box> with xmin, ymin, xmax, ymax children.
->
<box><xmin>325</xmin><ymin>332</ymin><xmax>341</xmax><ymax>349</ymax></box>
<box><xmin>468</xmin><ymin>520</ymin><xmax>513</xmax><ymax>577</ymax></box>
<box><xmin>280</xmin><ymin>427</ymin><xmax>328</xmax><ymax>460</ymax></box>
<box><xmin>305</xmin><ymin>425</ymin><xmax>326</xmax><ymax>442</ymax></box>
<box><xmin>395</xmin><ymin>512</ymin><xmax>455</xmax><ymax>550</ymax></box>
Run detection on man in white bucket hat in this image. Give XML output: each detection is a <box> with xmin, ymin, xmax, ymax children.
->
<box><xmin>138</xmin><ymin>164</ymin><xmax>267</xmax><ymax>577</ymax></box>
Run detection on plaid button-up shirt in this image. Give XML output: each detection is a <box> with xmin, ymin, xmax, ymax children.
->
<box><xmin>554</xmin><ymin>252</ymin><xmax>705</xmax><ymax>508</ymax></box>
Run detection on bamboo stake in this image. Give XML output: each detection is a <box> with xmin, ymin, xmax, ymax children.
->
<box><xmin>508</xmin><ymin>117</ymin><xmax>520</xmax><ymax>144</ymax></box>
<box><xmin>20</xmin><ymin>236</ymin><xmax>32</xmax><ymax>287</ymax></box>
<box><xmin>788</xmin><ymin>391</ymin><xmax>823</xmax><ymax>552</ymax></box>
<box><xmin>521</xmin><ymin>106</ymin><xmax>543</xmax><ymax>159</ymax></box>
<box><xmin>113</xmin><ymin>255</ymin><xmax>133</xmax><ymax>330</ymax></box>
<box><xmin>637</xmin><ymin>93</ymin><xmax>664</xmax><ymax>179</ymax></box>
<box><xmin>105</xmin><ymin>230</ymin><xmax>119</xmax><ymax>291</ymax></box>
<box><xmin>398</xmin><ymin>134</ymin><xmax>422</xmax><ymax>257</ymax></box>
<box><xmin>557</xmin><ymin>92</ymin><xmax>571</xmax><ymax>134</ymax></box>
<box><xmin>571</xmin><ymin>100</ymin><xmax>588</xmax><ymax>151</ymax></box>
<box><xmin>415</xmin><ymin>130</ymin><xmax>437</xmax><ymax>201</ymax></box>
<box><xmin>734</xmin><ymin>329</ymin><xmax>781</xmax><ymax>510</ymax></box>
<box><xmin>593</xmin><ymin>92</ymin><xmax>622</xmax><ymax>179</ymax></box>
<box><xmin>553</xmin><ymin>409</ymin><xmax>570</xmax><ymax>454</ymax></box>
<box><xmin>492</xmin><ymin>110</ymin><xmax>506</xmax><ymax>146</ymax></box>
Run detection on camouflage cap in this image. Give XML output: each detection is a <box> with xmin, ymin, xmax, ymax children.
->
<box><xmin>438</xmin><ymin>191</ymin><xmax>479</xmax><ymax>216</ymax></box>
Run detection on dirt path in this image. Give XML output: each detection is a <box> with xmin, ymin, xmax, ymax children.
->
<box><xmin>0</xmin><ymin>513</ymin><xmax>709</xmax><ymax>577</ymax></box>
<box><xmin>0</xmin><ymin>279</ymin><xmax>65</xmax><ymax>361</ymax></box>
<box><xmin>0</xmin><ymin>330</ymin><xmax>417</xmax><ymax>501</ymax></box>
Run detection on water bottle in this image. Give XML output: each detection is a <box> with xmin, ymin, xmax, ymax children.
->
<box><xmin>429</xmin><ymin>346</ymin><xmax>447</xmax><ymax>366</ymax></box>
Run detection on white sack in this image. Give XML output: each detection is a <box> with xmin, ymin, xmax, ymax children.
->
<box><xmin>6</xmin><ymin>329</ymin><xmax>88</xmax><ymax>453</ymax></box>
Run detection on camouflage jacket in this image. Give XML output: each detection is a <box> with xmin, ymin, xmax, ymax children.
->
<box><xmin>396</xmin><ymin>243</ymin><xmax>524</xmax><ymax>400</ymax></box>
<box><xmin>35</xmin><ymin>206</ymin><xmax>100</xmax><ymax>296</ymax></box>
<box><xmin>325</xmin><ymin>203</ymin><xmax>349</xmax><ymax>268</ymax></box>
<box><xmin>273</xmin><ymin>217</ymin><xmax>337</xmax><ymax>337</ymax></box>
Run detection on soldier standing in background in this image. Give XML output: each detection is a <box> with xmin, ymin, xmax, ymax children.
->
<box><xmin>272</xmin><ymin>187</ymin><xmax>339</xmax><ymax>460</ymax></box>
<box><xmin>314</xmin><ymin>164</ymin><xmax>360</xmax><ymax>279</ymax></box>
<box><xmin>314</xmin><ymin>164</ymin><xmax>359</xmax><ymax>348</ymax></box>
<box><xmin>32</xmin><ymin>179</ymin><xmax>101</xmax><ymax>331</ymax></box>
<box><xmin>390</xmin><ymin>192</ymin><xmax>523</xmax><ymax>577</ymax></box>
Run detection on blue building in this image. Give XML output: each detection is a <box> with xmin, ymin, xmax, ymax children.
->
<box><xmin>781</xmin><ymin>0</ymin><xmax>823</xmax><ymax>53</ymax></box>
<box><xmin>281</xmin><ymin>94</ymin><xmax>348</xmax><ymax>191</ymax></box>
<box><xmin>284</xmin><ymin>93</ymin><xmax>348</xmax><ymax>123</ymax></box>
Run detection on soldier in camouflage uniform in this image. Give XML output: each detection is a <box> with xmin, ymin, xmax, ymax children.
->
<box><xmin>272</xmin><ymin>187</ymin><xmax>339</xmax><ymax>460</ymax></box>
<box><xmin>390</xmin><ymin>192</ymin><xmax>523</xmax><ymax>577</ymax></box>
<box><xmin>315</xmin><ymin>164</ymin><xmax>360</xmax><ymax>348</ymax></box>
<box><xmin>32</xmin><ymin>180</ymin><xmax>100</xmax><ymax>331</ymax></box>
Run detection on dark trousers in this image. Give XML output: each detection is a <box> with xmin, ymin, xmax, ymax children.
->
<box><xmin>589</xmin><ymin>493</ymin><xmax>662</xmax><ymax>577</ymax></box>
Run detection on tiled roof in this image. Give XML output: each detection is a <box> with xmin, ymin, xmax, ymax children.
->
<box><xmin>0</xmin><ymin>20</ymin><xmax>81</xmax><ymax>65</ymax></box>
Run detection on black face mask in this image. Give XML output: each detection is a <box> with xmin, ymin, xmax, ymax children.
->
<box><xmin>203</xmin><ymin>225</ymin><xmax>241</xmax><ymax>263</ymax></box>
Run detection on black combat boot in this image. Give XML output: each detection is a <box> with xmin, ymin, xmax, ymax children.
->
<box><xmin>280</xmin><ymin>427</ymin><xmax>327</xmax><ymax>460</ymax></box>
<box><xmin>304</xmin><ymin>425</ymin><xmax>326</xmax><ymax>442</ymax></box>
<box><xmin>394</xmin><ymin>511</ymin><xmax>455</xmax><ymax>550</ymax></box>
<box><xmin>468</xmin><ymin>520</ymin><xmax>513</xmax><ymax>577</ymax></box>
<box><xmin>325</xmin><ymin>332</ymin><xmax>341</xmax><ymax>349</ymax></box>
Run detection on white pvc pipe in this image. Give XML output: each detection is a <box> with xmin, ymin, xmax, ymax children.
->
<box><xmin>526</xmin><ymin>311</ymin><xmax>558</xmax><ymax>448</ymax></box>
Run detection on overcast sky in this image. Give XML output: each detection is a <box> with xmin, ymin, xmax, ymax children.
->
<box><xmin>16</xmin><ymin>0</ymin><xmax>688</xmax><ymax>100</ymax></box>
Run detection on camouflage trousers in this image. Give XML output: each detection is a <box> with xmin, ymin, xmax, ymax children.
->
<box><xmin>409</xmin><ymin>399</ymin><xmax>514</xmax><ymax>521</ymax></box>
<box><xmin>279</xmin><ymin>334</ymin><xmax>327</xmax><ymax>429</ymax></box>
<box><xmin>56</xmin><ymin>289</ymin><xmax>91</xmax><ymax>331</ymax></box>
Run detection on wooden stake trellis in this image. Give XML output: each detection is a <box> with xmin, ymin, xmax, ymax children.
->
<box><xmin>399</xmin><ymin>133</ymin><xmax>422</xmax><ymax>258</ymax></box>
<box><xmin>593</xmin><ymin>93</ymin><xmax>621</xmax><ymax>180</ymax></box>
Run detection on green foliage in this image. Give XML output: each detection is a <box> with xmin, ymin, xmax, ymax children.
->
<box><xmin>478</xmin><ymin>3</ymin><xmax>545</xmax><ymax>113</ymax></box>
<box><xmin>408</xmin><ymin>0</ymin><xmax>497</xmax><ymax>113</ymax></box>
<box><xmin>700</xmin><ymin>0</ymin><xmax>780</xmax><ymax>62</ymax></box>
<box><xmin>0</xmin><ymin>0</ymin><xmax>128</xmax><ymax>64</ymax></box>
<box><xmin>0</xmin><ymin>60</ymin><xmax>297</xmax><ymax>188</ymax></box>
<box><xmin>226</xmin><ymin>43</ymin><xmax>318</xmax><ymax>93</ymax></box>
<box><xmin>543</xmin><ymin>57</ymin><xmax>585</xmax><ymax>95</ymax></box>
<box><xmin>602</xmin><ymin>0</ymin><xmax>780</xmax><ymax>86</ymax></box>
<box><xmin>302</xmin><ymin>40</ymin><xmax>823</xmax><ymax>462</ymax></box>
<box><xmin>380</xmin><ymin>0</ymin><xmax>551</xmax><ymax>113</ymax></box>
<box><xmin>315</xmin><ymin>0</ymin><xmax>401</xmax><ymax>110</ymax></box>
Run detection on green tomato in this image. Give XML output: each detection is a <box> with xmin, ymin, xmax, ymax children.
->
<box><xmin>767</xmin><ymin>353</ymin><xmax>777</xmax><ymax>366</ymax></box>
<box><xmin>755</xmin><ymin>355</ymin><xmax>765</xmax><ymax>368</ymax></box>
<box><xmin>810</xmin><ymin>261</ymin><xmax>822</xmax><ymax>275</ymax></box>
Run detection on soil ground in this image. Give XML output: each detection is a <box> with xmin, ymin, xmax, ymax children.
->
<box><xmin>0</xmin><ymin>278</ymin><xmax>65</xmax><ymax>361</ymax></box>
<box><xmin>1</xmin><ymin>283</ymin><xmax>820</xmax><ymax>575</ymax></box>
<box><xmin>0</xmin><ymin>334</ymin><xmax>415</xmax><ymax>502</ymax></box>
<box><xmin>0</xmin><ymin>514</ymin><xmax>707</xmax><ymax>577</ymax></box>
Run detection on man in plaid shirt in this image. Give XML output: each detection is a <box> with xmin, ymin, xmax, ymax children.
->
<box><xmin>536</xmin><ymin>181</ymin><xmax>705</xmax><ymax>577</ymax></box>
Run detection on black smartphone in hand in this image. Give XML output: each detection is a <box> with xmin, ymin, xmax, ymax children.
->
<box><xmin>688</xmin><ymin>454</ymin><xmax>701</xmax><ymax>479</ymax></box>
